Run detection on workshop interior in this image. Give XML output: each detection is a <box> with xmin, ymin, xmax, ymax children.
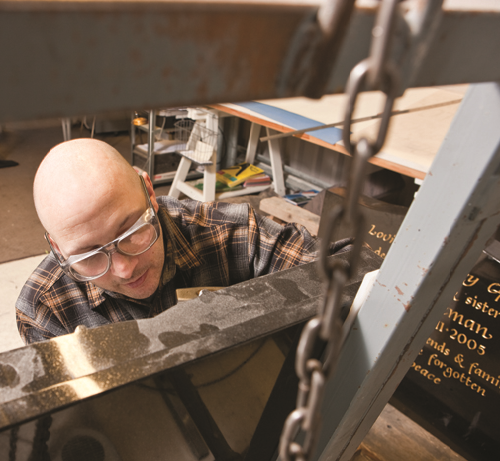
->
<box><xmin>0</xmin><ymin>1</ymin><xmax>499</xmax><ymax>461</ymax></box>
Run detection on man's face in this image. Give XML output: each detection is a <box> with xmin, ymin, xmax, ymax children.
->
<box><xmin>52</xmin><ymin>177</ymin><xmax>165</xmax><ymax>299</ymax></box>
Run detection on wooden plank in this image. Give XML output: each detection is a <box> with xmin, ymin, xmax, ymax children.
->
<box><xmin>352</xmin><ymin>404</ymin><xmax>467</xmax><ymax>461</ymax></box>
<box><xmin>214</xmin><ymin>86</ymin><xmax>464</xmax><ymax>181</ymax></box>
<box><xmin>211</xmin><ymin>103</ymin><xmax>427</xmax><ymax>180</ymax></box>
<box><xmin>259</xmin><ymin>197</ymin><xmax>319</xmax><ymax>236</ymax></box>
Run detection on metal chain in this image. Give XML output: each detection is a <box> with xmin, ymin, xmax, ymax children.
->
<box><xmin>9</xmin><ymin>426</ymin><xmax>19</xmax><ymax>461</ymax></box>
<box><xmin>27</xmin><ymin>415</ymin><xmax>52</xmax><ymax>461</ymax></box>
<box><xmin>279</xmin><ymin>1</ymin><xmax>402</xmax><ymax>460</ymax></box>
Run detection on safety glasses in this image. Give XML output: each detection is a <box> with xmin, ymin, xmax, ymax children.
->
<box><xmin>46</xmin><ymin>175</ymin><xmax>160</xmax><ymax>282</ymax></box>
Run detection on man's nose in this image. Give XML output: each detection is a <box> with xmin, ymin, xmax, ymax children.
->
<box><xmin>110</xmin><ymin>252</ymin><xmax>139</xmax><ymax>279</ymax></box>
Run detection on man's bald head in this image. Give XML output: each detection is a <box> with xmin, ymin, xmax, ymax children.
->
<box><xmin>35</xmin><ymin>138</ymin><xmax>165</xmax><ymax>298</ymax></box>
<box><xmin>34</xmin><ymin>139</ymin><xmax>142</xmax><ymax>239</ymax></box>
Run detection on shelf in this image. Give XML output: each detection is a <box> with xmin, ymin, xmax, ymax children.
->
<box><xmin>133</xmin><ymin>140</ymin><xmax>187</xmax><ymax>158</ymax></box>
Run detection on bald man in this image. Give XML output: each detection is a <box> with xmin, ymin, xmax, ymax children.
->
<box><xmin>16</xmin><ymin>139</ymin><xmax>349</xmax><ymax>344</ymax></box>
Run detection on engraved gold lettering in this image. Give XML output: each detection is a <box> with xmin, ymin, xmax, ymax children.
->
<box><xmin>435</xmin><ymin>321</ymin><xmax>445</xmax><ymax>333</ymax></box>
<box><xmin>426</xmin><ymin>339</ymin><xmax>450</xmax><ymax>355</ymax></box>
<box><xmin>454</xmin><ymin>354</ymin><xmax>465</xmax><ymax>368</ymax></box>
<box><xmin>412</xmin><ymin>360</ymin><xmax>442</xmax><ymax>384</ymax></box>
<box><xmin>446</xmin><ymin>308</ymin><xmax>464</xmax><ymax>324</ymax></box>
<box><xmin>463</xmin><ymin>275</ymin><xmax>479</xmax><ymax>287</ymax></box>
<box><xmin>374</xmin><ymin>247</ymin><xmax>386</xmax><ymax>259</ymax></box>
<box><xmin>487</xmin><ymin>282</ymin><xmax>500</xmax><ymax>302</ymax></box>
<box><xmin>464</xmin><ymin>319</ymin><xmax>475</xmax><ymax>330</ymax></box>
<box><xmin>464</xmin><ymin>294</ymin><xmax>500</xmax><ymax>318</ymax></box>
<box><xmin>469</xmin><ymin>363</ymin><xmax>500</xmax><ymax>388</ymax></box>
<box><xmin>473</xmin><ymin>367</ymin><xmax>500</xmax><ymax>387</ymax></box>
<box><xmin>475</xmin><ymin>324</ymin><xmax>493</xmax><ymax>340</ymax></box>
<box><xmin>445</xmin><ymin>309</ymin><xmax>493</xmax><ymax>340</ymax></box>
<box><xmin>443</xmin><ymin>367</ymin><xmax>486</xmax><ymax>396</ymax></box>
<box><xmin>367</xmin><ymin>224</ymin><xmax>394</xmax><ymax>245</ymax></box>
<box><xmin>488</xmin><ymin>308</ymin><xmax>500</xmax><ymax>318</ymax></box>
<box><xmin>462</xmin><ymin>318</ymin><xmax>493</xmax><ymax>339</ymax></box>
<box><xmin>469</xmin><ymin>362</ymin><xmax>479</xmax><ymax>375</ymax></box>
<box><xmin>448</xmin><ymin>329</ymin><xmax>488</xmax><ymax>353</ymax></box>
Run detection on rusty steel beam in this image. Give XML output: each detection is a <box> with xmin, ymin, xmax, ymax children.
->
<box><xmin>0</xmin><ymin>1</ymin><xmax>321</xmax><ymax>122</ymax></box>
<box><xmin>0</xmin><ymin>1</ymin><xmax>499</xmax><ymax>123</ymax></box>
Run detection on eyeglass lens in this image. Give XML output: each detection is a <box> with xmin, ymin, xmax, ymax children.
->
<box><xmin>70</xmin><ymin>223</ymin><xmax>157</xmax><ymax>277</ymax></box>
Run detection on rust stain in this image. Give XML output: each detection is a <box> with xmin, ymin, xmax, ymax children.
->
<box><xmin>404</xmin><ymin>302</ymin><xmax>411</xmax><ymax>312</ymax></box>
<box><xmin>395</xmin><ymin>286</ymin><xmax>404</xmax><ymax>296</ymax></box>
<box><xmin>461</xmin><ymin>220</ymin><xmax>484</xmax><ymax>258</ymax></box>
<box><xmin>417</xmin><ymin>264</ymin><xmax>429</xmax><ymax>274</ymax></box>
<box><xmin>129</xmin><ymin>48</ymin><xmax>143</xmax><ymax>64</ymax></box>
<box><xmin>377</xmin><ymin>281</ymin><xmax>387</xmax><ymax>288</ymax></box>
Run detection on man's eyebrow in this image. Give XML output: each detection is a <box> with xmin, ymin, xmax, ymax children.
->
<box><xmin>73</xmin><ymin>211</ymin><xmax>139</xmax><ymax>254</ymax></box>
<box><xmin>116</xmin><ymin>212</ymin><xmax>137</xmax><ymax>235</ymax></box>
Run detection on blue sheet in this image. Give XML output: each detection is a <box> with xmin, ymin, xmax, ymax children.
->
<box><xmin>233</xmin><ymin>101</ymin><xmax>343</xmax><ymax>145</ymax></box>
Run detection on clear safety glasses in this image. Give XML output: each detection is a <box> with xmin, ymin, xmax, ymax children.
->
<box><xmin>46</xmin><ymin>176</ymin><xmax>160</xmax><ymax>282</ymax></box>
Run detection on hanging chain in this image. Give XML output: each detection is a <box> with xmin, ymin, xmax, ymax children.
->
<box><xmin>9</xmin><ymin>426</ymin><xmax>19</xmax><ymax>461</ymax></box>
<box><xmin>279</xmin><ymin>1</ymin><xmax>402</xmax><ymax>460</ymax></box>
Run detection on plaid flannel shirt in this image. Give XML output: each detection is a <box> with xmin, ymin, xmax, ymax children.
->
<box><xmin>17</xmin><ymin>197</ymin><xmax>344</xmax><ymax>345</ymax></box>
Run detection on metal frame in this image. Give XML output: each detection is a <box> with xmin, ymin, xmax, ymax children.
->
<box><xmin>314</xmin><ymin>82</ymin><xmax>500</xmax><ymax>460</ymax></box>
<box><xmin>1</xmin><ymin>2</ymin><xmax>499</xmax><ymax>123</ymax></box>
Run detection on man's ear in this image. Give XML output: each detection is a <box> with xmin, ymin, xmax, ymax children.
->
<box><xmin>141</xmin><ymin>172</ymin><xmax>160</xmax><ymax>212</ymax></box>
<box><xmin>47</xmin><ymin>234</ymin><xmax>63</xmax><ymax>256</ymax></box>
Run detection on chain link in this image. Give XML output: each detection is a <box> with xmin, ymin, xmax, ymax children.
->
<box><xmin>279</xmin><ymin>1</ymin><xmax>403</xmax><ymax>459</ymax></box>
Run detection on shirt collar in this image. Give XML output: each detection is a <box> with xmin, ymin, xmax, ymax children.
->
<box><xmin>157</xmin><ymin>204</ymin><xmax>202</xmax><ymax>273</ymax></box>
<box><xmin>86</xmin><ymin>283</ymin><xmax>107</xmax><ymax>309</ymax></box>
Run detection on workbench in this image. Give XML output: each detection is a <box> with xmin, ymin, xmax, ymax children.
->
<box><xmin>212</xmin><ymin>85</ymin><xmax>466</xmax><ymax>187</ymax></box>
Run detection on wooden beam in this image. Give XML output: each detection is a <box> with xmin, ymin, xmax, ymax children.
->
<box><xmin>259</xmin><ymin>196</ymin><xmax>319</xmax><ymax>236</ymax></box>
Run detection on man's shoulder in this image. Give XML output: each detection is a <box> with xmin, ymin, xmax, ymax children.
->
<box><xmin>157</xmin><ymin>196</ymin><xmax>250</xmax><ymax>227</ymax></box>
<box><xmin>16</xmin><ymin>253</ymin><xmax>98</xmax><ymax>319</ymax></box>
